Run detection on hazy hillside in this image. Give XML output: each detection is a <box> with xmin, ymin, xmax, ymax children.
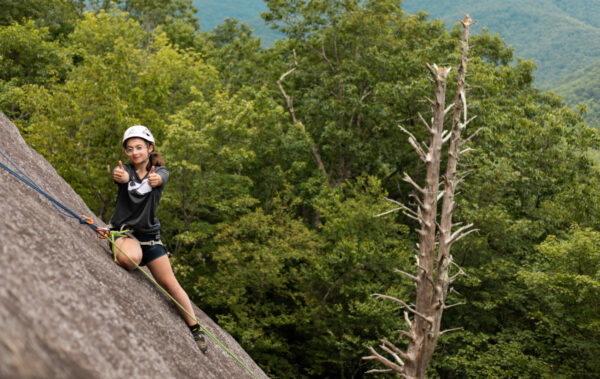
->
<box><xmin>191</xmin><ymin>0</ymin><xmax>600</xmax><ymax>125</ymax></box>
<box><xmin>401</xmin><ymin>0</ymin><xmax>600</xmax><ymax>89</ymax></box>
<box><xmin>552</xmin><ymin>63</ymin><xmax>600</xmax><ymax>126</ymax></box>
<box><xmin>193</xmin><ymin>0</ymin><xmax>281</xmax><ymax>45</ymax></box>
<box><xmin>194</xmin><ymin>0</ymin><xmax>600</xmax><ymax>88</ymax></box>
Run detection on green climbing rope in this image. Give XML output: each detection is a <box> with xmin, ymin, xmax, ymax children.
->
<box><xmin>107</xmin><ymin>230</ymin><xmax>259</xmax><ymax>379</ymax></box>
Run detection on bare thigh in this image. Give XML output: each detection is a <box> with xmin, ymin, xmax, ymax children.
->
<box><xmin>114</xmin><ymin>237</ymin><xmax>142</xmax><ymax>271</ymax></box>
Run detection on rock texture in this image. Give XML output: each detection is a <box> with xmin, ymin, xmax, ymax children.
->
<box><xmin>0</xmin><ymin>112</ymin><xmax>267</xmax><ymax>379</ymax></box>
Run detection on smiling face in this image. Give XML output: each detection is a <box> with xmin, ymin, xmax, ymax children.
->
<box><xmin>125</xmin><ymin>137</ymin><xmax>154</xmax><ymax>167</ymax></box>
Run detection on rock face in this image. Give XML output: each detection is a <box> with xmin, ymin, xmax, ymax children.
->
<box><xmin>0</xmin><ymin>112</ymin><xmax>267</xmax><ymax>379</ymax></box>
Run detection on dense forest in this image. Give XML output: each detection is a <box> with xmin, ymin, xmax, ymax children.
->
<box><xmin>401</xmin><ymin>0</ymin><xmax>600</xmax><ymax>89</ymax></box>
<box><xmin>401</xmin><ymin>0</ymin><xmax>600</xmax><ymax>128</ymax></box>
<box><xmin>195</xmin><ymin>0</ymin><xmax>600</xmax><ymax>127</ymax></box>
<box><xmin>552</xmin><ymin>64</ymin><xmax>600</xmax><ymax>128</ymax></box>
<box><xmin>1</xmin><ymin>0</ymin><xmax>600</xmax><ymax>377</ymax></box>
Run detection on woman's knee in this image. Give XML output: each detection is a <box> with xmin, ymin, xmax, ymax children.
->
<box><xmin>114</xmin><ymin>238</ymin><xmax>142</xmax><ymax>270</ymax></box>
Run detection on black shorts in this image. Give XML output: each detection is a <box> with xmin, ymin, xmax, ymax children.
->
<box><xmin>111</xmin><ymin>229</ymin><xmax>168</xmax><ymax>266</ymax></box>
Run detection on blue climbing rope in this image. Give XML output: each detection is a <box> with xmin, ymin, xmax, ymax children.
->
<box><xmin>0</xmin><ymin>147</ymin><xmax>260</xmax><ymax>378</ymax></box>
<box><xmin>0</xmin><ymin>148</ymin><xmax>108</xmax><ymax>236</ymax></box>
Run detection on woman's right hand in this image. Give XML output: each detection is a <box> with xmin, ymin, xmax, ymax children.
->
<box><xmin>113</xmin><ymin>160</ymin><xmax>130</xmax><ymax>183</ymax></box>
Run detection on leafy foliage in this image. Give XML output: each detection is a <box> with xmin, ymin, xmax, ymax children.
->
<box><xmin>551</xmin><ymin>63</ymin><xmax>600</xmax><ymax>128</ymax></box>
<box><xmin>2</xmin><ymin>1</ymin><xmax>600</xmax><ymax>378</ymax></box>
<box><xmin>402</xmin><ymin>0</ymin><xmax>600</xmax><ymax>88</ymax></box>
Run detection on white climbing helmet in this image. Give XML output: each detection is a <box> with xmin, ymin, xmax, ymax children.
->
<box><xmin>122</xmin><ymin>125</ymin><xmax>155</xmax><ymax>147</ymax></box>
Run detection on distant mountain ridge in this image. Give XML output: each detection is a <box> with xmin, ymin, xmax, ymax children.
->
<box><xmin>194</xmin><ymin>0</ymin><xmax>600</xmax><ymax>87</ymax></box>
<box><xmin>193</xmin><ymin>0</ymin><xmax>600</xmax><ymax>125</ymax></box>
<box><xmin>402</xmin><ymin>0</ymin><xmax>600</xmax><ymax>89</ymax></box>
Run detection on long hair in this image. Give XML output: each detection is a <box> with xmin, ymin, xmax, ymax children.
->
<box><xmin>147</xmin><ymin>148</ymin><xmax>165</xmax><ymax>171</ymax></box>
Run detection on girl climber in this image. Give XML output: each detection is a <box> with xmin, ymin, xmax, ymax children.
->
<box><xmin>109</xmin><ymin>125</ymin><xmax>207</xmax><ymax>353</ymax></box>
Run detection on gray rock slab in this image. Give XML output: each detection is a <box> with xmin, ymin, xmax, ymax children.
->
<box><xmin>0</xmin><ymin>112</ymin><xmax>268</xmax><ymax>379</ymax></box>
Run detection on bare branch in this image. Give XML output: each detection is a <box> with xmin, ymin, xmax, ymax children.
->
<box><xmin>364</xmin><ymin>368</ymin><xmax>393</xmax><ymax>374</ymax></box>
<box><xmin>375</xmin><ymin>207</ymin><xmax>420</xmax><ymax>222</ymax></box>
<box><xmin>397</xmin><ymin>124</ymin><xmax>418</xmax><ymax>141</ymax></box>
<box><xmin>403</xmin><ymin>172</ymin><xmax>425</xmax><ymax>193</ymax></box>
<box><xmin>310</xmin><ymin>146</ymin><xmax>329</xmax><ymax>181</ymax></box>
<box><xmin>304</xmin><ymin>37</ymin><xmax>335</xmax><ymax>73</ymax></box>
<box><xmin>380</xmin><ymin>345</ymin><xmax>404</xmax><ymax>366</ymax></box>
<box><xmin>404</xmin><ymin>311</ymin><xmax>412</xmax><ymax>328</ymax></box>
<box><xmin>449</xmin><ymin>261</ymin><xmax>468</xmax><ymax>283</ymax></box>
<box><xmin>276</xmin><ymin>51</ymin><xmax>329</xmax><ymax>181</ymax></box>
<box><xmin>384</xmin><ymin>197</ymin><xmax>419</xmax><ymax>217</ymax></box>
<box><xmin>445</xmin><ymin>223</ymin><xmax>475</xmax><ymax>245</ymax></box>
<box><xmin>394</xmin><ymin>268</ymin><xmax>420</xmax><ymax>283</ymax></box>
<box><xmin>437</xmin><ymin>190</ymin><xmax>444</xmax><ymax>202</ymax></box>
<box><xmin>425</xmin><ymin>62</ymin><xmax>437</xmax><ymax>77</ymax></box>
<box><xmin>408</xmin><ymin>136</ymin><xmax>428</xmax><ymax>162</ymax></box>
<box><xmin>409</xmin><ymin>193</ymin><xmax>425</xmax><ymax>209</ymax></box>
<box><xmin>444</xmin><ymin>302</ymin><xmax>466</xmax><ymax>310</ymax></box>
<box><xmin>440</xmin><ymin>327</ymin><xmax>464</xmax><ymax>336</ymax></box>
<box><xmin>444</xmin><ymin>103</ymin><xmax>454</xmax><ymax>115</ymax></box>
<box><xmin>441</xmin><ymin>129</ymin><xmax>450</xmax><ymax>142</ymax></box>
<box><xmin>417</xmin><ymin>112</ymin><xmax>433</xmax><ymax>133</ymax></box>
<box><xmin>462</xmin><ymin>126</ymin><xmax>483</xmax><ymax>144</ymax></box>
<box><xmin>448</xmin><ymin>227</ymin><xmax>479</xmax><ymax>246</ymax></box>
<box><xmin>363</xmin><ymin>346</ymin><xmax>404</xmax><ymax>373</ymax></box>
<box><xmin>381</xmin><ymin>339</ymin><xmax>410</xmax><ymax>358</ymax></box>
<box><xmin>277</xmin><ymin>50</ymin><xmax>299</xmax><ymax>124</ymax></box>
<box><xmin>426</xmin><ymin>62</ymin><xmax>452</xmax><ymax>81</ymax></box>
<box><xmin>372</xmin><ymin>294</ymin><xmax>433</xmax><ymax>325</ymax></box>
<box><xmin>360</xmin><ymin>90</ymin><xmax>373</xmax><ymax>102</ymax></box>
<box><xmin>374</xmin><ymin>207</ymin><xmax>401</xmax><ymax>218</ymax></box>
<box><xmin>463</xmin><ymin>115</ymin><xmax>477</xmax><ymax>127</ymax></box>
<box><xmin>376</xmin><ymin>198</ymin><xmax>420</xmax><ymax>221</ymax></box>
<box><xmin>399</xmin><ymin>329</ymin><xmax>414</xmax><ymax>342</ymax></box>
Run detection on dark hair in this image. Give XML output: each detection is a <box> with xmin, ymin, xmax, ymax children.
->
<box><xmin>148</xmin><ymin>151</ymin><xmax>164</xmax><ymax>170</ymax></box>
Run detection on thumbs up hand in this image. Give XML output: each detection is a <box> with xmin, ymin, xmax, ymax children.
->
<box><xmin>113</xmin><ymin>160</ymin><xmax>130</xmax><ymax>183</ymax></box>
<box><xmin>148</xmin><ymin>165</ymin><xmax>162</xmax><ymax>187</ymax></box>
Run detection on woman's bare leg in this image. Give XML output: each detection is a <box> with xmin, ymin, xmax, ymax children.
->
<box><xmin>146</xmin><ymin>255</ymin><xmax>196</xmax><ymax>326</ymax></box>
<box><xmin>113</xmin><ymin>237</ymin><xmax>143</xmax><ymax>271</ymax></box>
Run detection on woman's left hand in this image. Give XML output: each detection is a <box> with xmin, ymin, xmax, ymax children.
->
<box><xmin>147</xmin><ymin>166</ymin><xmax>163</xmax><ymax>187</ymax></box>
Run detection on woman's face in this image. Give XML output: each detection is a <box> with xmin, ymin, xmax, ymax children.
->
<box><xmin>125</xmin><ymin>138</ymin><xmax>153</xmax><ymax>166</ymax></box>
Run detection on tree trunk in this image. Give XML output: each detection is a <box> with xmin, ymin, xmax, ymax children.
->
<box><xmin>364</xmin><ymin>16</ymin><xmax>475</xmax><ymax>378</ymax></box>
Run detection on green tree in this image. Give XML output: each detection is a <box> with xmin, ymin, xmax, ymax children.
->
<box><xmin>0</xmin><ymin>20</ymin><xmax>71</xmax><ymax>119</ymax></box>
<box><xmin>17</xmin><ymin>10</ymin><xmax>217</xmax><ymax>219</ymax></box>
<box><xmin>427</xmin><ymin>27</ymin><xmax>600</xmax><ymax>378</ymax></box>
<box><xmin>264</xmin><ymin>0</ymin><xmax>459</xmax><ymax>188</ymax></box>
<box><xmin>0</xmin><ymin>0</ymin><xmax>83</xmax><ymax>38</ymax></box>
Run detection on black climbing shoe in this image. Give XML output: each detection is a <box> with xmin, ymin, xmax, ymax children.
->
<box><xmin>190</xmin><ymin>325</ymin><xmax>208</xmax><ymax>354</ymax></box>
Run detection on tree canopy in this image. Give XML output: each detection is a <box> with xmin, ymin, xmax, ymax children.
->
<box><xmin>1</xmin><ymin>1</ymin><xmax>599</xmax><ymax>377</ymax></box>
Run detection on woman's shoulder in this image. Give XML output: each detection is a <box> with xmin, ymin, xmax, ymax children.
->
<box><xmin>155</xmin><ymin>165</ymin><xmax>169</xmax><ymax>173</ymax></box>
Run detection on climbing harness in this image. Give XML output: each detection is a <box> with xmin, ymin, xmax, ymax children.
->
<box><xmin>0</xmin><ymin>148</ymin><xmax>259</xmax><ymax>379</ymax></box>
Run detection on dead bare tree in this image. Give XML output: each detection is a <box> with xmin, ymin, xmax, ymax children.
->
<box><xmin>363</xmin><ymin>16</ymin><xmax>477</xmax><ymax>378</ymax></box>
<box><xmin>277</xmin><ymin>49</ymin><xmax>329</xmax><ymax>182</ymax></box>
